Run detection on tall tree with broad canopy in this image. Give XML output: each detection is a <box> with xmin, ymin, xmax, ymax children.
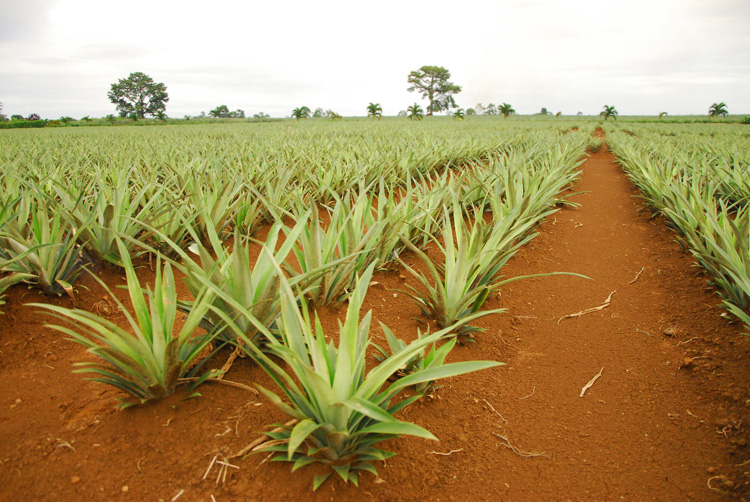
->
<box><xmin>107</xmin><ymin>72</ymin><xmax>168</xmax><ymax>119</ymax></box>
<box><xmin>407</xmin><ymin>66</ymin><xmax>461</xmax><ymax>116</ymax></box>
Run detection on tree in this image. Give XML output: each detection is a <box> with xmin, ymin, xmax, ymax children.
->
<box><xmin>466</xmin><ymin>108</ymin><xmax>476</xmax><ymax>116</ymax></box>
<box><xmin>659</xmin><ymin>112</ymin><xmax>668</xmax><ymax>120</ymax></box>
<box><xmin>555</xmin><ymin>111</ymin><xmax>562</xmax><ymax>118</ymax></box>
<box><xmin>328</xmin><ymin>111</ymin><xmax>343</xmax><ymax>120</ymax></box>
<box><xmin>539</xmin><ymin>107</ymin><xmax>551</xmax><ymax>115</ymax></box>
<box><xmin>0</xmin><ymin>102</ymin><xmax>7</xmax><ymax>122</ymax></box>
<box><xmin>291</xmin><ymin>106</ymin><xmax>311</xmax><ymax>119</ymax></box>
<box><xmin>107</xmin><ymin>72</ymin><xmax>168</xmax><ymax>120</ymax></box>
<box><xmin>313</xmin><ymin>108</ymin><xmax>325</xmax><ymax>118</ymax></box>
<box><xmin>406</xmin><ymin>103</ymin><xmax>424</xmax><ymax>121</ymax></box>
<box><xmin>27</xmin><ymin>113</ymin><xmax>41</xmax><ymax>121</ymax></box>
<box><xmin>407</xmin><ymin>65</ymin><xmax>461</xmax><ymax>116</ymax></box>
<box><xmin>709</xmin><ymin>102</ymin><xmax>728</xmax><ymax>117</ymax></box>
<box><xmin>230</xmin><ymin>109</ymin><xmax>245</xmax><ymax>119</ymax></box>
<box><xmin>10</xmin><ymin>114</ymin><xmax>24</xmax><ymax>121</ymax></box>
<box><xmin>253</xmin><ymin>112</ymin><xmax>270</xmax><ymax>119</ymax></box>
<box><xmin>367</xmin><ymin>102</ymin><xmax>382</xmax><ymax>119</ymax></box>
<box><xmin>453</xmin><ymin>108</ymin><xmax>465</xmax><ymax>120</ymax></box>
<box><xmin>601</xmin><ymin>105</ymin><xmax>618</xmax><ymax>120</ymax></box>
<box><xmin>484</xmin><ymin>103</ymin><xmax>498</xmax><ymax>116</ymax></box>
<box><xmin>209</xmin><ymin>105</ymin><xmax>231</xmax><ymax>118</ymax></box>
<box><xmin>498</xmin><ymin>103</ymin><xmax>515</xmax><ymax>119</ymax></box>
<box><xmin>474</xmin><ymin>103</ymin><xmax>485</xmax><ymax>115</ymax></box>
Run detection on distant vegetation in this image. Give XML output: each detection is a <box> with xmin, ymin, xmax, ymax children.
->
<box><xmin>601</xmin><ymin>105</ymin><xmax>618</xmax><ymax>120</ymax></box>
<box><xmin>107</xmin><ymin>72</ymin><xmax>168</xmax><ymax>120</ymax></box>
<box><xmin>407</xmin><ymin>66</ymin><xmax>461</xmax><ymax>116</ymax></box>
<box><xmin>709</xmin><ymin>102</ymin><xmax>728</xmax><ymax>117</ymax></box>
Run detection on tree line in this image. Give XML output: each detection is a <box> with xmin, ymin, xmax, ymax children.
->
<box><xmin>0</xmin><ymin>68</ymin><xmax>738</xmax><ymax>123</ymax></box>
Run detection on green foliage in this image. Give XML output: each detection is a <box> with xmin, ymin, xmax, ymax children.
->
<box><xmin>453</xmin><ymin>108</ymin><xmax>465</xmax><ymax>120</ymax></box>
<box><xmin>407</xmin><ymin>103</ymin><xmax>424</xmax><ymax>121</ymax></box>
<box><xmin>397</xmin><ymin>205</ymin><xmax>522</xmax><ymax>340</ymax></box>
<box><xmin>372</xmin><ymin>328</ymin><xmax>458</xmax><ymax>394</ymax></box>
<box><xmin>0</xmin><ymin>120</ymin><xmax>46</xmax><ymax>129</ymax></box>
<box><xmin>601</xmin><ymin>105</ymin><xmax>618</xmax><ymax>121</ymax></box>
<box><xmin>53</xmin><ymin>170</ymin><xmax>163</xmax><ymax>267</ymax></box>
<box><xmin>498</xmin><ymin>103</ymin><xmax>515</xmax><ymax>119</ymax></box>
<box><xmin>167</xmin><ymin>220</ymin><xmax>307</xmax><ymax>348</ymax></box>
<box><xmin>107</xmin><ymin>71</ymin><xmax>169</xmax><ymax>120</ymax></box>
<box><xmin>407</xmin><ymin>66</ymin><xmax>461</xmax><ymax>115</ymax></box>
<box><xmin>366</xmin><ymin>103</ymin><xmax>382</xmax><ymax>119</ymax></box>
<box><xmin>286</xmin><ymin>196</ymin><xmax>388</xmax><ymax>306</ymax></box>
<box><xmin>220</xmin><ymin>263</ymin><xmax>501</xmax><ymax>489</ymax></box>
<box><xmin>0</xmin><ymin>197</ymin><xmax>84</xmax><ymax>296</ymax></box>
<box><xmin>709</xmin><ymin>102</ymin><xmax>728</xmax><ymax>117</ymax></box>
<box><xmin>292</xmin><ymin>106</ymin><xmax>311</xmax><ymax>120</ymax></box>
<box><xmin>32</xmin><ymin>241</ymin><xmax>219</xmax><ymax>407</ymax></box>
<box><xmin>209</xmin><ymin>105</ymin><xmax>243</xmax><ymax>119</ymax></box>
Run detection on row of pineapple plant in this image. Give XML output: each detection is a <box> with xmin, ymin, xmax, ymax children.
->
<box><xmin>605</xmin><ymin>122</ymin><xmax>750</xmax><ymax>330</ymax></box>
<box><xmin>2</xmin><ymin>120</ymin><xmax>590</xmax><ymax>489</ymax></box>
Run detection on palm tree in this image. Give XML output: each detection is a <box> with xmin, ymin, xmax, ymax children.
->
<box><xmin>498</xmin><ymin>103</ymin><xmax>515</xmax><ymax>119</ymax></box>
<box><xmin>407</xmin><ymin>103</ymin><xmax>424</xmax><ymax>121</ymax></box>
<box><xmin>366</xmin><ymin>102</ymin><xmax>382</xmax><ymax>119</ymax></box>
<box><xmin>708</xmin><ymin>102</ymin><xmax>728</xmax><ymax>117</ymax></box>
<box><xmin>453</xmin><ymin>108</ymin><xmax>465</xmax><ymax>120</ymax></box>
<box><xmin>659</xmin><ymin>112</ymin><xmax>668</xmax><ymax>120</ymax></box>
<box><xmin>291</xmin><ymin>106</ymin><xmax>311</xmax><ymax>119</ymax></box>
<box><xmin>600</xmin><ymin>105</ymin><xmax>618</xmax><ymax>120</ymax></box>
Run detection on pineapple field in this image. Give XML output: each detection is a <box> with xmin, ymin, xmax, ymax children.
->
<box><xmin>1</xmin><ymin>118</ymin><xmax>750</xmax><ymax>501</ymax></box>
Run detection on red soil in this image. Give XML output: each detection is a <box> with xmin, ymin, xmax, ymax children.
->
<box><xmin>2</xmin><ymin>138</ymin><xmax>750</xmax><ymax>501</ymax></box>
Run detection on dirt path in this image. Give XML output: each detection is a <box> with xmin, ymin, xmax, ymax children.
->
<box><xmin>469</xmin><ymin>140</ymin><xmax>750</xmax><ymax>500</ymax></box>
<box><xmin>2</xmin><ymin>138</ymin><xmax>750</xmax><ymax>501</ymax></box>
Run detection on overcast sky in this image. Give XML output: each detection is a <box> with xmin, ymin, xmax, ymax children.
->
<box><xmin>1</xmin><ymin>0</ymin><xmax>748</xmax><ymax>119</ymax></box>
